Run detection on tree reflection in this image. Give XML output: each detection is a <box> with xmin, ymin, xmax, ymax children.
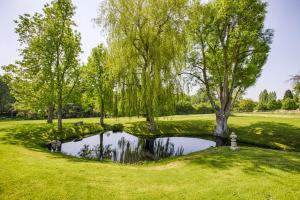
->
<box><xmin>77</xmin><ymin>135</ymin><xmax>184</xmax><ymax>163</ymax></box>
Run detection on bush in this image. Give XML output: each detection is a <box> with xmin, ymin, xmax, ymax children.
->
<box><xmin>256</xmin><ymin>103</ymin><xmax>268</xmax><ymax>111</ymax></box>
<box><xmin>238</xmin><ymin>99</ymin><xmax>256</xmax><ymax>112</ymax></box>
<box><xmin>175</xmin><ymin>100</ymin><xmax>195</xmax><ymax>114</ymax></box>
<box><xmin>281</xmin><ymin>98</ymin><xmax>297</xmax><ymax>110</ymax></box>
<box><xmin>111</xmin><ymin>123</ymin><xmax>124</xmax><ymax>132</ymax></box>
<box><xmin>267</xmin><ymin>100</ymin><xmax>281</xmax><ymax>110</ymax></box>
<box><xmin>194</xmin><ymin>102</ymin><xmax>214</xmax><ymax>114</ymax></box>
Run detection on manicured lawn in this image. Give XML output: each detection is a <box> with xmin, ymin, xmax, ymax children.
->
<box><xmin>0</xmin><ymin>113</ymin><xmax>300</xmax><ymax>199</ymax></box>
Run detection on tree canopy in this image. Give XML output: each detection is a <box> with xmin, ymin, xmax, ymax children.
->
<box><xmin>185</xmin><ymin>0</ymin><xmax>273</xmax><ymax>142</ymax></box>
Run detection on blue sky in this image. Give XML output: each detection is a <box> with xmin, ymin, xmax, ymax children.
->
<box><xmin>0</xmin><ymin>0</ymin><xmax>299</xmax><ymax>100</ymax></box>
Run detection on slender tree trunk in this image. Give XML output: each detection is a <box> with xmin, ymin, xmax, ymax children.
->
<box><xmin>215</xmin><ymin>110</ymin><xmax>229</xmax><ymax>146</ymax></box>
<box><xmin>57</xmin><ymin>89</ymin><xmax>63</xmax><ymax>132</ymax></box>
<box><xmin>47</xmin><ymin>104</ymin><xmax>54</xmax><ymax>124</ymax></box>
<box><xmin>100</xmin><ymin>97</ymin><xmax>104</xmax><ymax>126</ymax></box>
<box><xmin>99</xmin><ymin>133</ymin><xmax>104</xmax><ymax>160</ymax></box>
<box><xmin>148</xmin><ymin>114</ymin><xmax>156</xmax><ymax>131</ymax></box>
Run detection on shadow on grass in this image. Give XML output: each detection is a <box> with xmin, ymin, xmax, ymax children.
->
<box><xmin>126</xmin><ymin>119</ymin><xmax>215</xmax><ymax>138</ymax></box>
<box><xmin>1</xmin><ymin>118</ymin><xmax>300</xmax><ymax>173</ymax></box>
<box><xmin>181</xmin><ymin>147</ymin><xmax>300</xmax><ymax>174</ymax></box>
<box><xmin>126</xmin><ymin>120</ymin><xmax>300</xmax><ymax>151</ymax></box>
<box><xmin>231</xmin><ymin>122</ymin><xmax>300</xmax><ymax>151</ymax></box>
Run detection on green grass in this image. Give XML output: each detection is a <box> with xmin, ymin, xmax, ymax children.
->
<box><xmin>0</xmin><ymin>113</ymin><xmax>300</xmax><ymax>199</ymax></box>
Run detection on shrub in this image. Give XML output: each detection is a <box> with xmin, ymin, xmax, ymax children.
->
<box><xmin>111</xmin><ymin>123</ymin><xmax>124</xmax><ymax>132</ymax></box>
<box><xmin>194</xmin><ymin>102</ymin><xmax>214</xmax><ymax>114</ymax></box>
<box><xmin>256</xmin><ymin>103</ymin><xmax>268</xmax><ymax>111</ymax></box>
<box><xmin>267</xmin><ymin>100</ymin><xmax>281</xmax><ymax>110</ymax></box>
<box><xmin>281</xmin><ymin>98</ymin><xmax>297</xmax><ymax>110</ymax></box>
<box><xmin>175</xmin><ymin>100</ymin><xmax>195</xmax><ymax>114</ymax></box>
<box><xmin>238</xmin><ymin>99</ymin><xmax>256</xmax><ymax>112</ymax></box>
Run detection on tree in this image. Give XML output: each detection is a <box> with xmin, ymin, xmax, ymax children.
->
<box><xmin>238</xmin><ymin>99</ymin><xmax>255</xmax><ymax>112</ymax></box>
<box><xmin>267</xmin><ymin>91</ymin><xmax>276</xmax><ymax>102</ymax></box>
<box><xmin>8</xmin><ymin>0</ymin><xmax>81</xmax><ymax>131</ymax></box>
<box><xmin>100</xmin><ymin>0</ymin><xmax>186</xmax><ymax>130</ymax></box>
<box><xmin>83</xmin><ymin>44</ymin><xmax>113</xmax><ymax>125</ymax></box>
<box><xmin>281</xmin><ymin>98</ymin><xmax>297</xmax><ymax>110</ymax></box>
<box><xmin>290</xmin><ymin>74</ymin><xmax>300</xmax><ymax>96</ymax></box>
<box><xmin>267</xmin><ymin>100</ymin><xmax>281</xmax><ymax>110</ymax></box>
<box><xmin>258</xmin><ymin>89</ymin><xmax>268</xmax><ymax>104</ymax></box>
<box><xmin>5</xmin><ymin>11</ymin><xmax>56</xmax><ymax>123</ymax></box>
<box><xmin>283</xmin><ymin>89</ymin><xmax>293</xmax><ymax>100</ymax></box>
<box><xmin>0</xmin><ymin>75</ymin><xmax>14</xmax><ymax>115</ymax></box>
<box><xmin>191</xmin><ymin>88</ymin><xmax>211</xmax><ymax>104</ymax></box>
<box><xmin>186</xmin><ymin>0</ymin><xmax>273</xmax><ymax>144</ymax></box>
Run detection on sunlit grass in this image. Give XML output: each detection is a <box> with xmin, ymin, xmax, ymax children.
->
<box><xmin>0</xmin><ymin>113</ymin><xmax>300</xmax><ymax>199</ymax></box>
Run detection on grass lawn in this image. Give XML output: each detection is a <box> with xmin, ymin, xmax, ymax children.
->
<box><xmin>0</xmin><ymin>113</ymin><xmax>300</xmax><ymax>199</ymax></box>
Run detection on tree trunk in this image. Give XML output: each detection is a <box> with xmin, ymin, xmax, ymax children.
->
<box><xmin>148</xmin><ymin>115</ymin><xmax>156</xmax><ymax>131</ymax></box>
<box><xmin>100</xmin><ymin>98</ymin><xmax>104</xmax><ymax>126</ymax></box>
<box><xmin>47</xmin><ymin>104</ymin><xmax>54</xmax><ymax>124</ymax></box>
<box><xmin>57</xmin><ymin>90</ymin><xmax>63</xmax><ymax>132</ymax></box>
<box><xmin>215</xmin><ymin>111</ymin><xmax>229</xmax><ymax>146</ymax></box>
<box><xmin>99</xmin><ymin>133</ymin><xmax>104</xmax><ymax>160</ymax></box>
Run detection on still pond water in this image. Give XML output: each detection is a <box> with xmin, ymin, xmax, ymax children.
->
<box><xmin>61</xmin><ymin>131</ymin><xmax>215</xmax><ymax>163</ymax></box>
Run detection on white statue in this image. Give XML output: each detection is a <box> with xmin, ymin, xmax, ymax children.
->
<box><xmin>230</xmin><ymin>132</ymin><xmax>239</xmax><ymax>150</ymax></box>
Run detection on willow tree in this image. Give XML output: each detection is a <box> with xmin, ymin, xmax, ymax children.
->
<box><xmin>186</xmin><ymin>0</ymin><xmax>273</xmax><ymax>144</ymax></box>
<box><xmin>84</xmin><ymin>44</ymin><xmax>113</xmax><ymax>125</ymax></box>
<box><xmin>100</xmin><ymin>0</ymin><xmax>186</xmax><ymax>130</ymax></box>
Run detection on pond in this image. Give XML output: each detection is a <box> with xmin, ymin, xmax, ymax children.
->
<box><xmin>61</xmin><ymin>131</ymin><xmax>216</xmax><ymax>163</ymax></box>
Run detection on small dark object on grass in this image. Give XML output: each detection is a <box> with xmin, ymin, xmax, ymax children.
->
<box><xmin>46</xmin><ymin>140</ymin><xmax>61</xmax><ymax>152</ymax></box>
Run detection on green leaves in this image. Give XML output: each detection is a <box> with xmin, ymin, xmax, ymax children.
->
<box><xmin>186</xmin><ymin>0</ymin><xmax>273</xmax><ymax>113</ymax></box>
<box><xmin>100</xmin><ymin>0</ymin><xmax>186</xmax><ymax>124</ymax></box>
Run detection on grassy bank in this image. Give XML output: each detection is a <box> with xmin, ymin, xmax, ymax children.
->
<box><xmin>0</xmin><ymin>113</ymin><xmax>300</xmax><ymax>199</ymax></box>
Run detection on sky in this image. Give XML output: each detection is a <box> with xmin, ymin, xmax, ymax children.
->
<box><xmin>0</xmin><ymin>0</ymin><xmax>299</xmax><ymax>100</ymax></box>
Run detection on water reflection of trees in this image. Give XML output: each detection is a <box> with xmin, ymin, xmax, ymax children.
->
<box><xmin>78</xmin><ymin>134</ymin><xmax>184</xmax><ymax>163</ymax></box>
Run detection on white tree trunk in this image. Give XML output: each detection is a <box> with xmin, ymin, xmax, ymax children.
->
<box><xmin>215</xmin><ymin>111</ymin><xmax>229</xmax><ymax>146</ymax></box>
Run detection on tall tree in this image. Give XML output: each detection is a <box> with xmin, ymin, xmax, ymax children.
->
<box><xmin>267</xmin><ymin>91</ymin><xmax>276</xmax><ymax>102</ymax></box>
<box><xmin>6</xmin><ymin>12</ymin><xmax>56</xmax><ymax>123</ymax></box>
<box><xmin>186</xmin><ymin>0</ymin><xmax>273</xmax><ymax>144</ymax></box>
<box><xmin>259</xmin><ymin>89</ymin><xmax>269</xmax><ymax>104</ymax></box>
<box><xmin>44</xmin><ymin>0</ymin><xmax>81</xmax><ymax>131</ymax></box>
<box><xmin>100</xmin><ymin>0</ymin><xmax>186</xmax><ymax>130</ymax></box>
<box><xmin>7</xmin><ymin>0</ymin><xmax>81</xmax><ymax>130</ymax></box>
<box><xmin>83</xmin><ymin>44</ymin><xmax>113</xmax><ymax>125</ymax></box>
<box><xmin>0</xmin><ymin>75</ymin><xmax>14</xmax><ymax>115</ymax></box>
<box><xmin>283</xmin><ymin>89</ymin><xmax>294</xmax><ymax>100</ymax></box>
<box><xmin>290</xmin><ymin>74</ymin><xmax>300</xmax><ymax>95</ymax></box>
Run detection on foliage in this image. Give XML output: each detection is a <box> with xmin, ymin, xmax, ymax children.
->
<box><xmin>290</xmin><ymin>74</ymin><xmax>300</xmax><ymax>96</ymax></box>
<box><xmin>7</xmin><ymin>0</ymin><xmax>82</xmax><ymax>130</ymax></box>
<box><xmin>281</xmin><ymin>98</ymin><xmax>297</xmax><ymax>110</ymax></box>
<box><xmin>258</xmin><ymin>89</ymin><xmax>269</xmax><ymax>104</ymax></box>
<box><xmin>186</xmin><ymin>0</ymin><xmax>273</xmax><ymax>137</ymax></box>
<box><xmin>267</xmin><ymin>91</ymin><xmax>277</xmax><ymax>102</ymax></box>
<box><xmin>190</xmin><ymin>88</ymin><xmax>211</xmax><ymax>105</ymax></box>
<box><xmin>111</xmin><ymin>123</ymin><xmax>124</xmax><ymax>132</ymax></box>
<box><xmin>256</xmin><ymin>103</ymin><xmax>268</xmax><ymax>111</ymax></box>
<box><xmin>0</xmin><ymin>75</ymin><xmax>14</xmax><ymax>115</ymax></box>
<box><xmin>100</xmin><ymin>0</ymin><xmax>186</xmax><ymax>130</ymax></box>
<box><xmin>194</xmin><ymin>102</ymin><xmax>214</xmax><ymax>114</ymax></box>
<box><xmin>83</xmin><ymin>44</ymin><xmax>114</xmax><ymax>125</ymax></box>
<box><xmin>175</xmin><ymin>100</ymin><xmax>195</xmax><ymax>115</ymax></box>
<box><xmin>238</xmin><ymin>99</ymin><xmax>256</xmax><ymax>112</ymax></box>
<box><xmin>267</xmin><ymin>100</ymin><xmax>281</xmax><ymax>110</ymax></box>
<box><xmin>283</xmin><ymin>89</ymin><xmax>294</xmax><ymax>100</ymax></box>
